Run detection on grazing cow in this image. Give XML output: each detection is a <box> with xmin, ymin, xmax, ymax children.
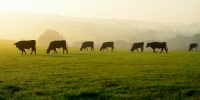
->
<box><xmin>146</xmin><ymin>42</ymin><xmax>168</xmax><ymax>53</ymax></box>
<box><xmin>100</xmin><ymin>42</ymin><xmax>115</xmax><ymax>51</ymax></box>
<box><xmin>130</xmin><ymin>42</ymin><xmax>144</xmax><ymax>52</ymax></box>
<box><xmin>14</xmin><ymin>40</ymin><xmax>36</xmax><ymax>55</ymax></box>
<box><xmin>47</xmin><ymin>40</ymin><xmax>68</xmax><ymax>54</ymax></box>
<box><xmin>189</xmin><ymin>43</ymin><xmax>198</xmax><ymax>51</ymax></box>
<box><xmin>80</xmin><ymin>41</ymin><xmax>94</xmax><ymax>51</ymax></box>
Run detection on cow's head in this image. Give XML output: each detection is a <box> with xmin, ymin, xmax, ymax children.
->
<box><xmin>146</xmin><ymin>43</ymin><xmax>150</xmax><ymax>48</ymax></box>
<box><xmin>14</xmin><ymin>43</ymin><xmax>18</xmax><ymax>48</ymax></box>
<box><xmin>130</xmin><ymin>49</ymin><xmax>134</xmax><ymax>52</ymax></box>
<box><xmin>47</xmin><ymin>49</ymin><xmax>50</xmax><ymax>54</ymax></box>
<box><xmin>80</xmin><ymin>47</ymin><xmax>83</xmax><ymax>51</ymax></box>
<box><xmin>100</xmin><ymin>47</ymin><xmax>103</xmax><ymax>51</ymax></box>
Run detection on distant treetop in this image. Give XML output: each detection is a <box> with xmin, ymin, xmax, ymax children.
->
<box><xmin>37</xmin><ymin>29</ymin><xmax>66</xmax><ymax>46</ymax></box>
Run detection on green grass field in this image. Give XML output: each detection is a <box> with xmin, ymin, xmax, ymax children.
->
<box><xmin>0</xmin><ymin>42</ymin><xmax>200</xmax><ymax>100</ymax></box>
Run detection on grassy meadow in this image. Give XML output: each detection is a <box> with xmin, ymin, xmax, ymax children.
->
<box><xmin>0</xmin><ymin>42</ymin><xmax>200</xmax><ymax>100</ymax></box>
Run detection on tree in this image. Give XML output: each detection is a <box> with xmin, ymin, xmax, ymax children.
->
<box><xmin>37</xmin><ymin>29</ymin><xmax>68</xmax><ymax>46</ymax></box>
<box><xmin>192</xmin><ymin>34</ymin><xmax>200</xmax><ymax>44</ymax></box>
<box><xmin>114</xmin><ymin>40</ymin><xmax>130</xmax><ymax>49</ymax></box>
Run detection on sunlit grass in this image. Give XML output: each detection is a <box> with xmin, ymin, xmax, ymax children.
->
<box><xmin>0</xmin><ymin>42</ymin><xmax>200</xmax><ymax>99</ymax></box>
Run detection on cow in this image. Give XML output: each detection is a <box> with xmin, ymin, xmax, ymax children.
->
<box><xmin>47</xmin><ymin>40</ymin><xmax>68</xmax><ymax>54</ymax></box>
<box><xmin>80</xmin><ymin>41</ymin><xmax>94</xmax><ymax>51</ymax></box>
<box><xmin>189</xmin><ymin>43</ymin><xmax>198</xmax><ymax>51</ymax></box>
<box><xmin>100</xmin><ymin>42</ymin><xmax>115</xmax><ymax>51</ymax></box>
<box><xmin>146</xmin><ymin>42</ymin><xmax>168</xmax><ymax>53</ymax></box>
<box><xmin>130</xmin><ymin>42</ymin><xmax>144</xmax><ymax>52</ymax></box>
<box><xmin>14</xmin><ymin>40</ymin><xmax>36</xmax><ymax>55</ymax></box>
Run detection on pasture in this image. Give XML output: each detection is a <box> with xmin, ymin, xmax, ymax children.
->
<box><xmin>0</xmin><ymin>42</ymin><xmax>200</xmax><ymax>100</ymax></box>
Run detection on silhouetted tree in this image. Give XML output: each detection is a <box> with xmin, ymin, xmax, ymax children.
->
<box><xmin>37</xmin><ymin>30</ymin><xmax>69</xmax><ymax>46</ymax></box>
<box><xmin>114</xmin><ymin>40</ymin><xmax>130</xmax><ymax>49</ymax></box>
<box><xmin>192</xmin><ymin>34</ymin><xmax>200</xmax><ymax>44</ymax></box>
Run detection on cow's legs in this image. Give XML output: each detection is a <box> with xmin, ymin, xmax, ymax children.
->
<box><xmin>34</xmin><ymin>47</ymin><xmax>36</xmax><ymax>55</ymax></box>
<box><xmin>23</xmin><ymin>49</ymin><xmax>26</xmax><ymax>55</ymax></box>
<box><xmin>31</xmin><ymin>48</ymin><xmax>33</xmax><ymax>55</ymax></box>
<box><xmin>63</xmin><ymin>48</ymin><xmax>65</xmax><ymax>54</ymax></box>
<box><xmin>111</xmin><ymin>47</ymin><xmax>113</xmax><ymax>51</ymax></box>
<box><xmin>62</xmin><ymin>47</ymin><xmax>68</xmax><ymax>54</ymax></box>
<box><xmin>87</xmin><ymin>48</ymin><xmax>88</xmax><ymax>51</ymax></box>
<box><xmin>153</xmin><ymin>49</ymin><xmax>157</xmax><ymax>53</ymax></box>
<box><xmin>91</xmin><ymin>46</ymin><xmax>94</xmax><ymax>51</ymax></box>
<box><xmin>54</xmin><ymin>49</ymin><xmax>58</xmax><ymax>54</ymax></box>
<box><xmin>106</xmin><ymin>48</ymin><xmax>108</xmax><ymax>51</ymax></box>
<box><xmin>164</xmin><ymin>48</ymin><xmax>168</xmax><ymax>53</ymax></box>
<box><xmin>55</xmin><ymin>49</ymin><xmax>58</xmax><ymax>54</ymax></box>
<box><xmin>137</xmin><ymin>49</ymin><xmax>138</xmax><ymax>52</ymax></box>
<box><xmin>31</xmin><ymin>47</ymin><xmax>36</xmax><ymax>55</ymax></box>
<box><xmin>21</xmin><ymin>50</ymin><xmax>23</xmax><ymax>55</ymax></box>
<box><xmin>65</xmin><ymin>48</ymin><xmax>68</xmax><ymax>53</ymax></box>
<box><xmin>160</xmin><ymin>48</ymin><xmax>163</xmax><ymax>53</ymax></box>
<box><xmin>22</xmin><ymin>49</ymin><xmax>26</xmax><ymax>55</ymax></box>
<box><xmin>141</xmin><ymin>47</ymin><xmax>143</xmax><ymax>52</ymax></box>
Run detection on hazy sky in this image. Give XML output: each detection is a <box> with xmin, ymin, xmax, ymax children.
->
<box><xmin>0</xmin><ymin>0</ymin><xmax>200</xmax><ymax>23</ymax></box>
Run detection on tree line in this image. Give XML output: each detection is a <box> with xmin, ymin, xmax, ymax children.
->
<box><xmin>37</xmin><ymin>30</ymin><xmax>199</xmax><ymax>51</ymax></box>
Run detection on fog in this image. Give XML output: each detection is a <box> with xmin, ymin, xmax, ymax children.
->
<box><xmin>0</xmin><ymin>1</ymin><xmax>200</xmax><ymax>50</ymax></box>
<box><xmin>0</xmin><ymin>12</ymin><xmax>199</xmax><ymax>41</ymax></box>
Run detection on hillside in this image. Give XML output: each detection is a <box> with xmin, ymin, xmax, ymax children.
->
<box><xmin>0</xmin><ymin>11</ymin><xmax>199</xmax><ymax>44</ymax></box>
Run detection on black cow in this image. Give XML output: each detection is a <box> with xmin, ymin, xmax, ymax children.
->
<box><xmin>47</xmin><ymin>40</ymin><xmax>68</xmax><ymax>54</ymax></box>
<box><xmin>146</xmin><ymin>42</ymin><xmax>168</xmax><ymax>53</ymax></box>
<box><xmin>80</xmin><ymin>41</ymin><xmax>94</xmax><ymax>51</ymax></box>
<box><xmin>14</xmin><ymin>40</ymin><xmax>36</xmax><ymax>55</ymax></box>
<box><xmin>189</xmin><ymin>43</ymin><xmax>198</xmax><ymax>51</ymax></box>
<box><xmin>100</xmin><ymin>42</ymin><xmax>115</xmax><ymax>51</ymax></box>
<box><xmin>130</xmin><ymin>42</ymin><xmax>144</xmax><ymax>52</ymax></box>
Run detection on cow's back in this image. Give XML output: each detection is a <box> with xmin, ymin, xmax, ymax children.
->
<box><xmin>190</xmin><ymin>43</ymin><xmax>197</xmax><ymax>47</ymax></box>
<box><xmin>102</xmin><ymin>42</ymin><xmax>114</xmax><ymax>47</ymax></box>
<box><xmin>151</xmin><ymin>42</ymin><xmax>166</xmax><ymax>48</ymax></box>
<box><xmin>133</xmin><ymin>42</ymin><xmax>144</xmax><ymax>48</ymax></box>
<box><xmin>82</xmin><ymin>41</ymin><xmax>94</xmax><ymax>47</ymax></box>
<box><xmin>49</xmin><ymin>40</ymin><xmax>66</xmax><ymax>49</ymax></box>
<box><xmin>16</xmin><ymin>40</ymin><xmax>36</xmax><ymax>49</ymax></box>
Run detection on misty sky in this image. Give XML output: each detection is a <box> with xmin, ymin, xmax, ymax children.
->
<box><xmin>0</xmin><ymin>0</ymin><xmax>200</xmax><ymax>23</ymax></box>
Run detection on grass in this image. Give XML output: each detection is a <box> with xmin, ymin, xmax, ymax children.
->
<box><xmin>0</xmin><ymin>42</ymin><xmax>200</xmax><ymax>100</ymax></box>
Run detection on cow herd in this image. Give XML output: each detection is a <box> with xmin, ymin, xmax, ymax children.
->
<box><xmin>14</xmin><ymin>40</ymin><xmax>198</xmax><ymax>55</ymax></box>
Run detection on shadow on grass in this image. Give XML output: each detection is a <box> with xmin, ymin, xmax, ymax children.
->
<box><xmin>184</xmin><ymin>90</ymin><xmax>199</xmax><ymax>97</ymax></box>
<box><xmin>64</xmin><ymin>92</ymin><xmax>109</xmax><ymax>100</ymax></box>
<box><xmin>2</xmin><ymin>85</ymin><xmax>22</xmax><ymax>93</ymax></box>
<box><xmin>2</xmin><ymin>85</ymin><xmax>23</xmax><ymax>96</ymax></box>
<box><xmin>112</xmin><ymin>84</ymin><xmax>200</xmax><ymax>99</ymax></box>
<box><xmin>39</xmin><ymin>55</ymin><xmax>76</xmax><ymax>58</ymax></box>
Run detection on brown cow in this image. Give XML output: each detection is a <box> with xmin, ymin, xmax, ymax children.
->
<box><xmin>14</xmin><ymin>40</ymin><xmax>36</xmax><ymax>55</ymax></box>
